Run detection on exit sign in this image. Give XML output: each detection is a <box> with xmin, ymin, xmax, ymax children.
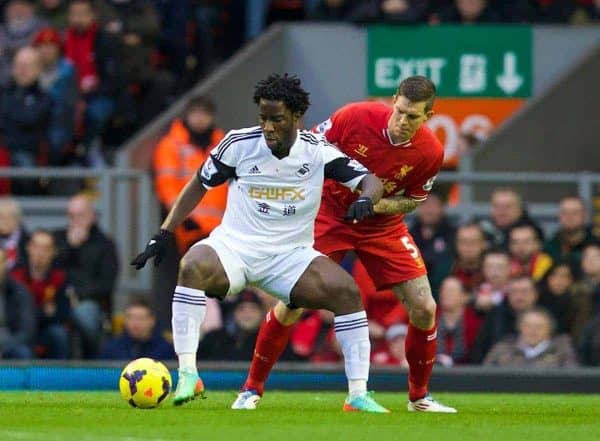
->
<box><xmin>367</xmin><ymin>25</ymin><xmax>532</xmax><ymax>98</ymax></box>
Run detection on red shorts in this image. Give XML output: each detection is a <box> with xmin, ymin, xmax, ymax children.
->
<box><xmin>314</xmin><ymin>213</ymin><xmax>427</xmax><ymax>290</ymax></box>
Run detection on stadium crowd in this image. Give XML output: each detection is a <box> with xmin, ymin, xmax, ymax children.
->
<box><xmin>0</xmin><ymin>1</ymin><xmax>599</xmax><ymax>366</ymax></box>
<box><xmin>2</xmin><ymin>180</ymin><xmax>600</xmax><ymax>367</ymax></box>
<box><xmin>0</xmin><ymin>0</ymin><xmax>597</xmax><ymax>191</ymax></box>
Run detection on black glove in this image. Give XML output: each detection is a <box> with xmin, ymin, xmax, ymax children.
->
<box><xmin>130</xmin><ymin>229</ymin><xmax>174</xmax><ymax>269</ymax></box>
<box><xmin>344</xmin><ymin>197</ymin><xmax>374</xmax><ymax>222</ymax></box>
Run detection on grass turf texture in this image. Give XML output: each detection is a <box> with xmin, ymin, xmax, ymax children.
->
<box><xmin>0</xmin><ymin>392</ymin><xmax>598</xmax><ymax>441</ymax></box>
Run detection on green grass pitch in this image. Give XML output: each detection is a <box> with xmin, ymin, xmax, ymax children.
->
<box><xmin>1</xmin><ymin>391</ymin><xmax>599</xmax><ymax>441</ymax></box>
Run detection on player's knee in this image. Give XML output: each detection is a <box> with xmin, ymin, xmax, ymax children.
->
<box><xmin>412</xmin><ymin>297</ymin><xmax>437</xmax><ymax>328</ymax></box>
<box><xmin>178</xmin><ymin>255</ymin><xmax>211</xmax><ymax>286</ymax></box>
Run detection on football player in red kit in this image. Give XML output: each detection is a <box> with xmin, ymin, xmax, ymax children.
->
<box><xmin>233</xmin><ymin>76</ymin><xmax>456</xmax><ymax>413</ymax></box>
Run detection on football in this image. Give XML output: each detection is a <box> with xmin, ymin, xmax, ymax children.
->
<box><xmin>119</xmin><ymin>358</ymin><xmax>172</xmax><ymax>408</ymax></box>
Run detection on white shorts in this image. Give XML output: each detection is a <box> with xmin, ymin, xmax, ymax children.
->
<box><xmin>192</xmin><ymin>235</ymin><xmax>323</xmax><ymax>304</ymax></box>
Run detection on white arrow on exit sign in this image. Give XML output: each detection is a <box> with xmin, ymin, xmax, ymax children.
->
<box><xmin>496</xmin><ymin>52</ymin><xmax>523</xmax><ymax>94</ymax></box>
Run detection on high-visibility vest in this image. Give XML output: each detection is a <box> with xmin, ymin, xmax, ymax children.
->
<box><xmin>153</xmin><ymin>119</ymin><xmax>227</xmax><ymax>254</ymax></box>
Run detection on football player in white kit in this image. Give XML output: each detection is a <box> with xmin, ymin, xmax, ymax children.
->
<box><xmin>132</xmin><ymin>74</ymin><xmax>388</xmax><ymax>412</ymax></box>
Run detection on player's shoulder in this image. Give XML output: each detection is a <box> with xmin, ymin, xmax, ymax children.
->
<box><xmin>414</xmin><ymin>125</ymin><xmax>444</xmax><ymax>161</ymax></box>
<box><xmin>222</xmin><ymin>126</ymin><xmax>262</xmax><ymax>141</ymax></box>
<box><xmin>298</xmin><ymin>129</ymin><xmax>323</xmax><ymax>145</ymax></box>
<box><xmin>299</xmin><ymin>130</ymin><xmax>338</xmax><ymax>151</ymax></box>
<box><xmin>335</xmin><ymin>101</ymin><xmax>391</xmax><ymax>120</ymax></box>
<box><xmin>214</xmin><ymin>126</ymin><xmax>262</xmax><ymax>159</ymax></box>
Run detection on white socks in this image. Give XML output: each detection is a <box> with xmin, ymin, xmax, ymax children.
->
<box><xmin>172</xmin><ymin>285</ymin><xmax>207</xmax><ymax>373</ymax></box>
<box><xmin>334</xmin><ymin>311</ymin><xmax>370</xmax><ymax>397</ymax></box>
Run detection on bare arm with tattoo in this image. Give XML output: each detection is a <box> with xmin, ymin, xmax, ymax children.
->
<box><xmin>373</xmin><ymin>195</ymin><xmax>422</xmax><ymax>215</ymax></box>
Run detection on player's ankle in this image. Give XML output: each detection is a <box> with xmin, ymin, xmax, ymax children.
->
<box><xmin>409</xmin><ymin>387</ymin><xmax>428</xmax><ymax>402</ymax></box>
<box><xmin>243</xmin><ymin>381</ymin><xmax>264</xmax><ymax>396</ymax></box>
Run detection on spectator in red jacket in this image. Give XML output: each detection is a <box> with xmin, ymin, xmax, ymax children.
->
<box><xmin>64</xmin><ymin>0</ymin><xmax>122</xmax><ymax>161</ymax></box>
<box><xmin>430</xmin><ymin>222</ymin><xmax>488</xmax><ymax>296</ymax></box>
<box><xmin>473</xmin><ymin>249</ymin><xmax>511</xmax><ymax>313</ymax></box>
<box><xmin>371</xmin><ymin>323</ymin><xmax>410</xmax><ymax>367</ymax></box>
<box><xmin>11</xmin><ymin>229</ymin><xmax>70</xmax><ymax>358</ymax></box>
<box><xmin>436</xmin><ymin>276</ymin><xmax>483</xmax><ymax>365</ymax></box>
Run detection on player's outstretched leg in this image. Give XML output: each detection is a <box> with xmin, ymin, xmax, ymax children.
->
<box><xmin>394</xmin><ymin>275</ymin><xmax>456</xmax><ymax>413</ymax></box>
<box><xmin>291</xmin><ymin>257</ymin><xmax>389</xmax><ymax>414</ymax></box>
<box><xmin>172</xmin><ymin>245</ymin><xmax>230</xmax><ymax>406</ymax></box>
<box><xmin>232</xmin><ymin>303</ymin><xmax>303</xmax><ymax>410</ymax></box>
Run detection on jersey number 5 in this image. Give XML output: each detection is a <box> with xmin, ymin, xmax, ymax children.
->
<box><xmin>401</xmin><ymin>236</ymin><xmax>420</xmax><ymax>259</ymax></box>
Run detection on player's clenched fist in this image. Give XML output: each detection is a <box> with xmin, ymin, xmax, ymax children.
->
<box><xmin>131</xmin><ymin>229</ymin><xmax>174</xmax><ymax>269</ymax></box>
<box><xmin>344</xmin><ymin>197</ymin><xmax>374</xmax><ymax>223</ymax></box>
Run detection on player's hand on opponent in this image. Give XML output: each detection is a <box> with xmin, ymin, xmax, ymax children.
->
<box><xmin>131</xmin><ymin>229</ymin><xmax>174</xmax><ymax>269</ymax></box>
<box><xmin>344</xmin><ymin>197</ymin><xmax>375</xmax><ymax>223</ymax></box>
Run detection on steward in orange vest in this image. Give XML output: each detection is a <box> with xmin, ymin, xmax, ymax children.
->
<box><xmin>153</xmin><ymin>97</ymin><xmax>227</xmax><ymax>254</ymax></box>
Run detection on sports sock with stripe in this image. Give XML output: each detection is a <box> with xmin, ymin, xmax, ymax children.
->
<box><xmin>334</xmin><ymin>311</ymin><xmax>370</xmax><ymax>397</ymax></box>
<box><xmin>171</xmin><ymin>285</ymin><xmax>207</xmax><ymax>373</ymax></box>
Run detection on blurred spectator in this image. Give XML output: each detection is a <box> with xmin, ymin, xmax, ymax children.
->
<box><xmin>430</xmin><ymin>222</ymin><xmax>487</xmax><ymax>296</ymax></box>
<box><xmin>484</xmin><ymin>307</ymin><xmax>577</xmax><ymax>367</ymax></box>
<box><xmin>473</xmin><ymin>249</ymin><xmax>511</xmax><ymax>313</ymax></box>
<box><xmin>267</xmin><ymin>0</ymin><xmax>306</xmax><ymax>25</ymax></box>
<box><xmin>436</xmin><ymin>276</ymin><xmax>483</xmax><ymax>366</ymax></box>
<box><xmin>0</xmin><ymin>0</ymin><xmax>47</xmax><ymax>86</ymax></box>
<box><xmin>54</xmin><ymin>194</ymin><xmax>119</xmax><ymax>358</ymax></box>
<box><xmin>508</xmin><ymin>224</ymin><xmax>553</xmax><ymax>281</ymax></box>
<box><xmin>409</xmin><ymin>192</ymin><xmax>455</xmax><ymax>276</ymax></box>
<box><xmin>153</xmin><ymin>96</ymin><xmax>227</xmax><ymax>255</ymax></box>
<box><xmin>471</xmin><ymin>275</ymin><xmax>539</xmax><ymax>363</ymax></box>
<box><xmin>371</xmin><ymin>323</ymin><xmax>409</xmax><ymax>367</ymax></box>
<box><xmin>0</xmin><ymin>46</ymin><xmax>52</xmax><ymax>171</ymax></box>
<box><xmin>572</xmin><ymin>0</ymin><xmax>600</xmax><ymax>22</ymax></box>
<box><xmin>479</xmin><ymin>188</ymin><xmax>543</xmax><ymax>249</ymax></box>
<box><xmin>36</xmin><ymin>0</ymin><xmax>68</xmax><ymax>30</ymax></box>
<box><xmin>544</xmin><ymin>197</ymin><xmax>594</xmax><ymax>272</ymax></box>
<box><xmin>290</xmin><ymin>309</ymin><xmax>341</xmax><ymax>362</ymax></box>
<box><xmin>0</xmin><ymin>247</ymin><xmax>35</xmax><ymax>358</ymax></box>
<box><xmin>537</xmin><ymin>262</ymin><xmax>576</xmax><ymax>335</ymax></box>
<box><xmin>64</xmin><ymin>0</ymin><xmax>122</xmax><ymax>160</ymax></box>
<box><xmin>11</xmin><ymin>229</ymin><xmax>70</xmax><ymax>358</ymax></box>
<box><xmin>100</xmin><ymin>296</ymin><xmax>174</xmax><ymax>360</ymax></box>
<box><xmin>32</xmin><ymin>28</ymin><xmax>78</xmax><ymax>163</ymax></box>
<box><xmin>100</xmin><ymin>0</ymin><xmax>174</xmax><ymax>129</ymax></box>
<box><xmin>528</xmin><ymin>0</ymin><xmax>577</xmax><ymax>22</ymax></box>
<box><xmin>570</xmin><ymin>242</ymin><xmax>600</xmax><ymax>339</ymax></box>
<box><xmin>0</xmin><ymin>196</ymin><xmax>28</xmax><ymax>270</ymax></box>
<box><xmin>578</xmin><ymin>314</ymin><xmax>600</xmax><ymax>366</ymax></box>
<box><xmin>350</xmin><ymin>0</ymin><xmax>428</xmax><ymax>23</ymax></box>
<box><xmin>353</xmin><ymin>258</ymin><xmax>406</xmax><ymax>339</ymax></box>
<box><xmin>312</xmin><ymin>0</ymin><xmax>360</xmax><ymax>20</ymax></box>
<box><xmin>198</xmin><ymin>290</ymin><xmax>275</xmax><ymax>361</ymax></box>
<box><xmin>432</xmin><ymin>0</ymin><xmax>501</xmax><ymax>23</ymax></box>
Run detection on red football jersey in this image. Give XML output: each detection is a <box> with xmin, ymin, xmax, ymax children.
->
<box><xmin>315</xmin><ymin>101</ymin><xmax>444</xmax><ymax>228</ymax></box>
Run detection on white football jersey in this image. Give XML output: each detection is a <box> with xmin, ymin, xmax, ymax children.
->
<box><xmin>198</xmin><ymin>126</ymin><xmax>368</xmax><ymax>256</ymax></box>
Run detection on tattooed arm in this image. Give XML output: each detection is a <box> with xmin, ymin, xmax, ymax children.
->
<box><xmin>373</xmin><ymin>195</ymin><xmax>422</xmax><ymax>215</ymax></box>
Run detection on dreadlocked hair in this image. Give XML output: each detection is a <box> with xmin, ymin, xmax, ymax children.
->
<box><xmin>253</xmin><ymin>74</ymin><xmax>310</xmax><ymax>116</ymax></box>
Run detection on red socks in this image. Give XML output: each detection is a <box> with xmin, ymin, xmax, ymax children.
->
<box><xmin>242</xmin><ymin>309</ymin><xmax>292</xmax><ymax>396</ymax></box>
<box><xmin>405</xmin><ymin>323</ymin><xmax>437</xmax><ymax>402</ymax></box>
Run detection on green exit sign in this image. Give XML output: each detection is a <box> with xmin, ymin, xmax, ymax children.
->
<box><xmin>368</xmin><ymin>25</ymin><xmax>532</xmax><ymax>98</ymax></box>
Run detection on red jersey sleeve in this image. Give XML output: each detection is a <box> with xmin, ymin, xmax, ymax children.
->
<box><xmin>404</xmin><ymin>132</ymin><xmax>444</xmax><ymax>202</ymax></box>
